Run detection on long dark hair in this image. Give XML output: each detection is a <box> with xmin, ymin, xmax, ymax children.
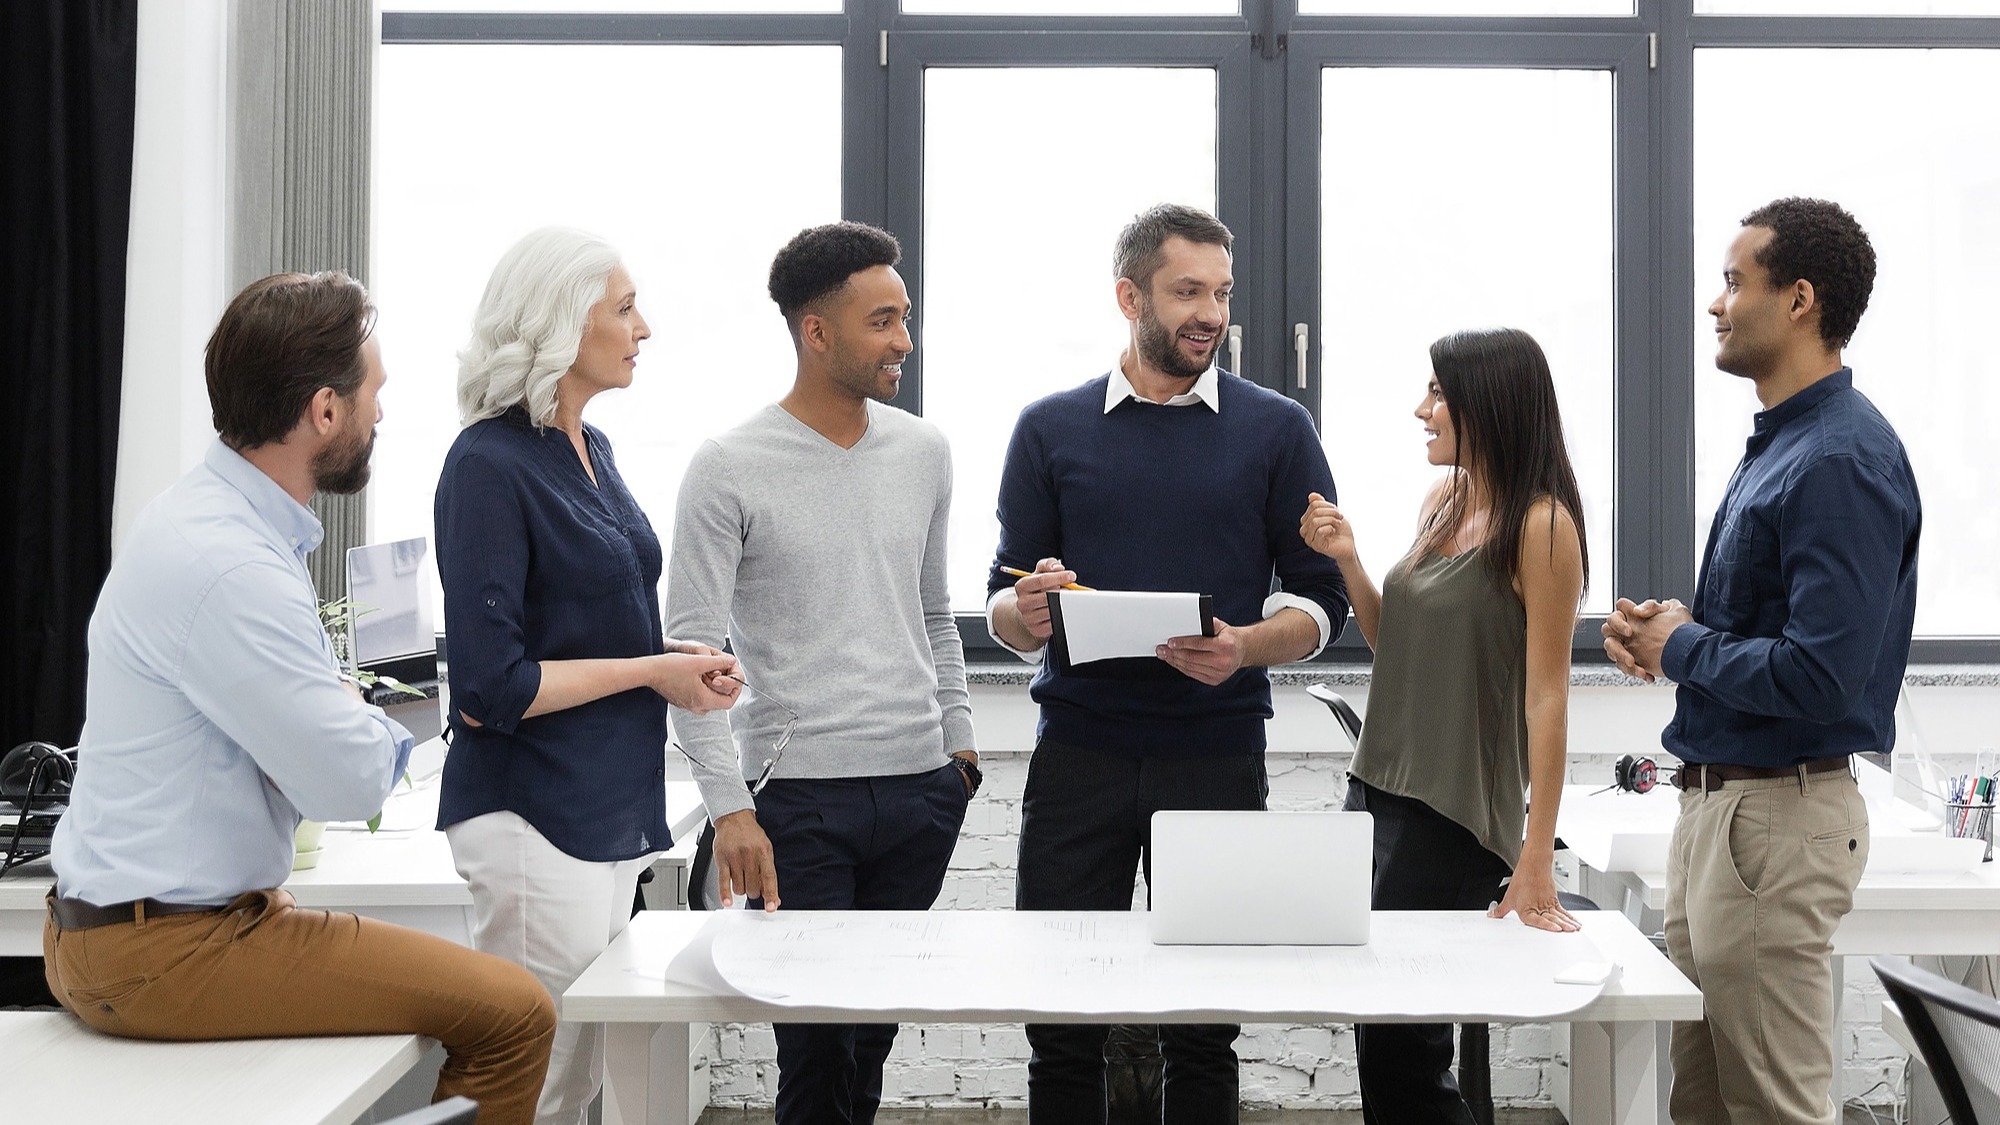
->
<box><xmin>1412</xmin><ymin>327</ymin><xmax>1588</xmax><ymax>595</ymax></box>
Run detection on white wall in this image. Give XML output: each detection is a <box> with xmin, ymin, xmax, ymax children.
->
<box><xmin>111</xmin><ymin>0</ymin><xmax>230</xmax><ymax>550</ymax></box>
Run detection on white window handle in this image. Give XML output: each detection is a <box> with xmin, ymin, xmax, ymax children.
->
<box><xmin>1226</xmin><ymin>325</ymin><xmax>1242</xmax><ymax>375</ymax></box>
<box><xmin>1293</xmin><ymin>323</ymin><xmax>1310</xmax><ymax>390</ymax></box>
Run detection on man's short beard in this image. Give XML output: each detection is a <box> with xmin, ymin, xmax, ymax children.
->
<box><xmin>312</xmin><ymin>429</ymin><xmax>375</xmax><ymax>495</ymax></box>
<box><xmin>1137</xmin><ymin>300</ymin><xmax>1210</xmax><ymax>380</ymax></box>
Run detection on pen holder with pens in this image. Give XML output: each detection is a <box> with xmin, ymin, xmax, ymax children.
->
<box><xmin>1947</xmin><ymin>800</ymin><xmax>1995</xmax><ymax>863</ymax></box>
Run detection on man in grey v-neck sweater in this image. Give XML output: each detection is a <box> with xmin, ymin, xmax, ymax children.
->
<box><xmin>669</xmin><ymin>399</ymin><xmax>974</xmax><ymax>809</ymax></box>
<box><xmin>665</xmin><ymin>222</ymin><xmax>976</xmax><ymax>1125</ymax></box>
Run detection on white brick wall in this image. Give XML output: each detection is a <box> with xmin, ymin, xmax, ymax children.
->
<box><xmin>692</xmin><ymin>678</ymin><xmax>1997</xmax><ymax>1112</ymax></box>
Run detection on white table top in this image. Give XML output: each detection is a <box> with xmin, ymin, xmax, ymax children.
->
<box><xmin>1556</xmin><ymin>779</ymin><xmax>1988</xmax><ymax>882</ymax></box>
<box><xmin>564</xmin><ymin>908</ymin><xmax>1701</xmax><ymax>1027</ymax></box>
<box><xmin>0</xmin><ymin>1011</ymin><xmax>426</xmax><ymax>1125</ymax></box>
<box><xmin>0</xmin><ymin>774</ymin><xmax>706</xmax><ymax>952</ymax></box>
<box><xmin>1608</xmin><ymin>861</ymin><xmax>2000</xmax><ymax>914</ymax></box>
<box><xmin>1555</xmin><ymin>784</ymin><xmax>1682</xmax><ymax>874</ymax></box>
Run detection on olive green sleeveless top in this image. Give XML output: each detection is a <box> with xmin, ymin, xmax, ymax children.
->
<box><xmin>1349</xmin><ymin>546</ymin><xmax>1529</xmax><ymax>867</ymax></box>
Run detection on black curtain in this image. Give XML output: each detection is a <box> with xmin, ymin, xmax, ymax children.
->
<box><xmin>0</xmin><ymin>1</ymin><xmax>138</xmax><ymax>751</ymax></box>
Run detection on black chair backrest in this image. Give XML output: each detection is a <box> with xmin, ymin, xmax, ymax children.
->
<box><xmin>1874</xmin><ymin>955</ymin><xmax>2000</xmax><ymax>1124</ymax></box>
<box><xmin>378</xmin><ymin>1096</ymin><xmax>478</xmax><ymax>1125</ymax></box>
<box><xmin>1305</xmin><ymin>684</ymin><xmax>1362</xmax><ymax>747</ymax></box>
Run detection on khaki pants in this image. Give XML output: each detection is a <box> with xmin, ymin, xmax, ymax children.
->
<box><xmin>44</xmin><ymin>888</ymin><xmax>557</xmax><ymax>1125</ymax></box>
<box><xmin>1665</xmin><ymin>767</ymin><xmax>1868</xmax><ymax>1125</ymax></box>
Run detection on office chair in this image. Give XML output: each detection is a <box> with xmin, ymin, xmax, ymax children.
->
<box><xmin>377</xmin><ymin>1096</ymin><xmax>479</xmax><ymax>1125</ymax></box>
<box><xmin>1308</xmin><ymin>683</ymin><xmax>1597</xmax><ymax>1125</ymax></box>
<box><xmin>1874</xmin><ymin>955</ymin><xmax>2000</xmax><ymax>1123</ymax></box>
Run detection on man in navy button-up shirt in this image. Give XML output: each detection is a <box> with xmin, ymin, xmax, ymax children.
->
<box><xmin>1606</xmin><ymin>199</ymin><xmax>1920</xmax><ymax>1125</ymax></box>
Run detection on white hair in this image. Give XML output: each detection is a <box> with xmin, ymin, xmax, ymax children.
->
<box><xmin>457</xmin><ymin>227</ymin><xmax>623</xmax><ymax>427</ymax></box>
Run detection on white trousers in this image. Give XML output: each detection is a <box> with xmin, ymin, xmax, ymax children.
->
<box><xmin>447</xmin><ymin>810</ymin><xmax>651</xmax><ymax>1125</ymax></box>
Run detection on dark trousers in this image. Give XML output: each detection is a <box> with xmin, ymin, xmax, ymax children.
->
<box><xmin>1344</xmin><ymin>779</ymin><xmax>1512</xmax><ymax>1125</ymax></box>
<box><xmin>750</xmin><ymin>764</ymin><xmax>970</xmax><ymax>1125</ymax></box>
<box><xmin>1016</xmin><ymin>738</ymin><xmax>1267</xmax><ymax>1125</ymax></box>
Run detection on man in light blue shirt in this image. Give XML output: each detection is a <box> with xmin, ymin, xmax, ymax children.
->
<box><xmin>44</xmin><ymin>272</ymin><xmax>555</xmax><ymax>1125</ymax></box>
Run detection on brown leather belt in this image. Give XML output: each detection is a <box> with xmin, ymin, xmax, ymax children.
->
<box><xmin>46</xmin><ymin>890</ymin><xmax>227</xmax><ymax>931</ymax></box>
<box><xmin>1672</xmin><ymin>755</ymin><xmax>1852</xmax><ymax>793</ymax></box>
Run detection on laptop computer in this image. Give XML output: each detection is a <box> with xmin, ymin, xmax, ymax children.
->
<box><xmin>1147</xmin><ymin>810</ymin><xmax>1373</xmax><ymax>945</ymax></box>
<box><xmin>345</xmin><ymin>536</ymin><xmax>439</xmax><ymax>689</ymax></box>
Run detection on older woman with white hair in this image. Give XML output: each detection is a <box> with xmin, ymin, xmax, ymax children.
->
<box><xmin>434</xmin><ymin>227</ymin><xmax>740</xmax><ymax>1125</ymax></box>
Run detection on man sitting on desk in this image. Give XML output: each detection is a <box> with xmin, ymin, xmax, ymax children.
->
<box><xmin>44</xmin><ymin>273</ymin><xmax>557</xmax><ymax>1125</ymax></box>
<box><xmin>1604</xmin><ymin>198</ymin><xmax>1920</xmax><ymax>1125</ymax></box>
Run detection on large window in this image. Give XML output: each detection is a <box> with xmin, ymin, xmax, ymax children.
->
<box><xmin>375</xmin><ymin>2</ymin><xmax>2000</xmax><ymax>657</ymax></box>
<box><xmin>1319</xmin><ymin>67</ymin><xmax>1616</xmax><ymax>611</ymax></box>
<box><xmin>920</xmin><ymin>67</ymin><xmax>1218</xmax><ymax>609</ymax></box>
<box><xmin>1693</xmin><ymin>47</ymin><xmax>2000</xmax><ymax>635</ymax></box>
<box><xmin>373</xmin><ymin>43</ymin><xmax>841</xmax><ymax>612</ymax></box>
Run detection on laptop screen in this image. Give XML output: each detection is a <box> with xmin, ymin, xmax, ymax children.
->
<box><xmin>345</xmin><ymin>537</ymin><xmax>437</xmax><ymax>672</ymax></box>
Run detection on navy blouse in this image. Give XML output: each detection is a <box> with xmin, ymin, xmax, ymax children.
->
<box><xmin>434</xmin><ymin>406</ymin><xmax>671</xmax><ymax>862</ymax></box>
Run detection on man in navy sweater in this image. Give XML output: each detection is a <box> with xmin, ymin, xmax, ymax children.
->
<box><xmin>987</xmin><ymin>204</ymin><xmax>1349</xmax><ymax>1123</ymax></box>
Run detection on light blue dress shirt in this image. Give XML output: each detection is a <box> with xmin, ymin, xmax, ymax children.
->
<box><xmin>51</xmin><ymin>440</ymin><xmax>413</xmax><ymax>907</ymax></box>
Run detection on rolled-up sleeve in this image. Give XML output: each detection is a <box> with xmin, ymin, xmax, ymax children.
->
<box><xmin>436</xmin><ymin>449</ymin><xmax>543</xmax><ymax>733</ymax></box>
<box><xmin>1265</xmin><ymin>406</ymin><xmax>1349</xmax><ymax>653</ymax></box>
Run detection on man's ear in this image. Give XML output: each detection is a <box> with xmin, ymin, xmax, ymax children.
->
<box><xmin>1788</xmin><ymin>278</ymin><xmax>1819</xmax><ymax>325</ymax></box>
<box><xmin>1115</xmin><ymin>277</ymin><xmax>1144</xmax><ymax>324</ymax></box>
<box><xmin>799</xmin><ymin>310</ymin><xmax>832</xmax><ymax>355</ymax></box>
<box><xmin>307</xmin><ymin>386</ymin><xmax>342</xmax><ymax>437</ymax></box>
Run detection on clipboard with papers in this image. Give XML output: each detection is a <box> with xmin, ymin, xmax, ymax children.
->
<box><xmin>1046</xmin><ymin>589</ymin><xmax>1216</xmax><ymax>670</ymax></box>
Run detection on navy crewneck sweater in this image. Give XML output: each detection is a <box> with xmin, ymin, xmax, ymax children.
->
<box><xmin>988</xmin><ymin>371</ymin><xmax>1349</xmax><ymax>757</ymax></box>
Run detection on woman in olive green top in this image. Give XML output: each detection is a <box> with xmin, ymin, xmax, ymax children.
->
<box><xmin>1300</xmin><ymin>327</ymin><xmax>1587</xmax><ymax>1125</ymax></box>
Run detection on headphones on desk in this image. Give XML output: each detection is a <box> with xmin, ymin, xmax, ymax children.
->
<box><xmin>2</xmin><ymin>741</ymin><xmax>74</xmax><ymax>876</ymax></box>
<box><xmin>0</xmin><ymin>741</ymin><xmax>74</xmax><ymax>805</ymax></box>
<box><xmin>1607</xmin><ymin>753</ymin><xmax>1660</xmax><ymax>795</ymax></box>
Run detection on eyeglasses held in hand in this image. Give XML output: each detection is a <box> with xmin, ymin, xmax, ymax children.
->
<box><xmin>670</xmin><ymin>673</ymin><xmax>799</xmax><ymax>797</ymax></box>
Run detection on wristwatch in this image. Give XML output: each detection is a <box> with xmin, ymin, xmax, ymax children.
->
<box><xmin>950</xmin><ymin>755</ymin><xmax>983</xmax><ymax>797</ymax></box>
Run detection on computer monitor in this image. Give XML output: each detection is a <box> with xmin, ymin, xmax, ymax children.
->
<box><xmin>344</xmin><ymin>537</ymin><xmax>439</xmax><ymax>689</ymax></box>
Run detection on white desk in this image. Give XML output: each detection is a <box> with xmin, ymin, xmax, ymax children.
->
<box><xmin>565</xmin><ymin>909</ymin><xmax>1700</xmax><ymax>1125</ymax></box>
<box><xmin>0</xmin><ymin>1011</ymin><xmax>427</xmax><ymax>1125</ymax></box>
<box><xmin>1586</xmin><ymin>863</ymin><xmax>2000</xmax><ymax>954</ymax></box>
<box><xmin>0</xmin><ymin>775</ymin><xmax>707</xmax><ymax>956</ymax></box>
<box><xmin>1555</xmin><ymin>781</ymin><xmax>2000</xmax><ymax>1120</ymax></box>
<box><xmin>1555</xmin><ymin>783</ymin><xmax>2000</xmax><ymax>955</ymax></box>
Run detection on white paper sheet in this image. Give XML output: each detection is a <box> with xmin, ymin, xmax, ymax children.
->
<box><xmin>1051</xmin><ymin>590</ymin><xmax>1210</xmax><ymax>666</ymax></box>
<box><xmin>685</xmin><ymin>911</ymin><xmax>1609</xmax><ymax>1022</ymax></box>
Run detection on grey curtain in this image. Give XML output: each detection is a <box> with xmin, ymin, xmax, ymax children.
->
<box><xmin>228</xmin><ymin>0</ymin><xmax>373</xmax><ymax>599</ymax></box>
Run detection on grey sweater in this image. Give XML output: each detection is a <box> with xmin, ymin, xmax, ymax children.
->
<box><xmin>666</xmin><ymin>402</ymin><xmax>975</xmax><ymax>820</ymax></box>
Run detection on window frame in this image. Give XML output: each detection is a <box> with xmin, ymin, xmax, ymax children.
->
<box><xmin>379</xmin><ymin>0</ymin><xmax>2000</xmax><ymax>663</ymax></box>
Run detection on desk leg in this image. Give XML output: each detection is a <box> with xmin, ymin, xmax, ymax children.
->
<box><xmin>602</xmin><ymin>1022</ymin><xmax>692</xmax><ymax>1125</ymax></box>
<box><xmin>1568</xmin><ymin>1020</ymin><xmax>1661</xmax><ymax>1125</ymax></box>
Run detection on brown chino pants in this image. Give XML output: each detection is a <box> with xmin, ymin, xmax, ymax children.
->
<box><xmin>44</xmin><ymin>888</ymin><xmax>557</xmax><ymax>1125</ymax></box>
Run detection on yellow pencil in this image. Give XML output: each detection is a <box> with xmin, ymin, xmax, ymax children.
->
<box><xmin>999</xmin><ymin>566</ymin><xmax>1095</xmax><ymax>592</ymax></box>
